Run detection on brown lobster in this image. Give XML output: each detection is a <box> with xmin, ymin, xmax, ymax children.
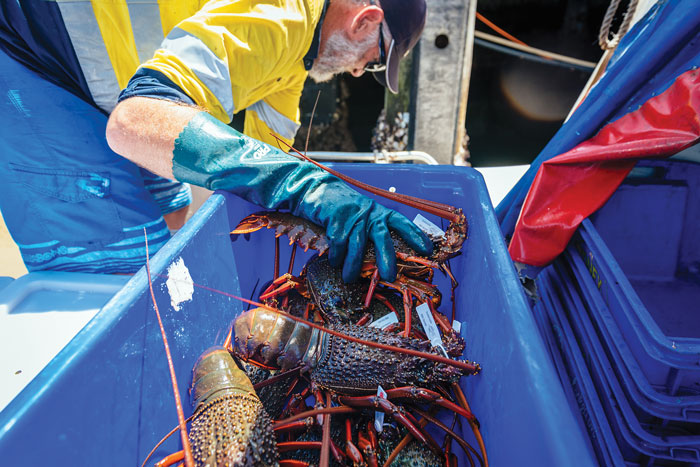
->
<box><xmin>153</xmin><ymin>347</ymin><xmax>279</xmax><ymax>467</ymax></box>
<box><xmin>232</xmin><ymin>147</ymin><xmax>468</xmax><ymax>338</ymax></box>
<box><xmin>229</xmin><ymin>306</ymin><xmax>482</xmax><ymax>465</ymax></box>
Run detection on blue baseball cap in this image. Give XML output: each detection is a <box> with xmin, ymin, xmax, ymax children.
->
<box><xmin>372</xmin><ymin>0</ymin><xmax>427</xmax><ymax>94</ymax></box>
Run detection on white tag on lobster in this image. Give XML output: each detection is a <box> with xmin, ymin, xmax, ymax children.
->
<box><xmin>416</xmin><ymin>303</ymin><xmax>447</xmax><ymax>356</ymax></box>
<box><xmin>452</xmin><ymin>320</ymin><xmax>462</xmax><ymax>333</ymax></box>
<box><xmin>370</xmin><ymin>312</ymin><xmax>399</xmax><ymax>330</ymax></box>
<box><xmin>374</xmin><ymin>385</ymin><xmax>388</xmax><ymax>432</ymax></box>
<box><xmin>413</xmin><ymin>214</ymin><xmax>446</xmax><ymax>238</ymax></box>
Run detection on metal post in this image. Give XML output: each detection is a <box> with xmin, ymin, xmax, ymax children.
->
<box><xmin>411</xmin><ymin>0</ymin><xmax>476</xmax><ymax>165</ymax></box>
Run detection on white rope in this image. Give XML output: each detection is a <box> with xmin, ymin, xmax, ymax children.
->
<box><xmin>599</xmin><ymin>0</ymin><xmax>639</xmax><ymax>50</ymax></box>
<box><xmin>474</xmin><ymin>31</ymin><xmax>598</xmax><ymax>69</ymax></box>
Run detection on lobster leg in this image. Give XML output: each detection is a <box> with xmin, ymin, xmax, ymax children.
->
<box><xmin>280</xmin><ymin>460</ymin><xmax>312</xmax><ymax>467</ymax></box>
<box><xmin>378</xmin><ymin>277</ymin><xmax>441</xmax><ymax>312</ymax></box>
<box><xmin>335</xmin><ymin>395</ymin><xmax>442</xmax><ymax>456</ymax></box>
<box><xmin>259</xmin><ymin>274</ymin><xmax>304</xmax><ymax>301</ymax></box>
<box><xmin>312</xmin><ymin>385</ymin><xmax>326</xmax><ymax>426</ymax></box>
<box><xmin>412</xmin><ymin>407</ymin><xmax>484</xmax><ymax>467</ymax></box>
<box><xmin>363</xmin><ymin>268</ymin><xmax>381</xmax><ymax>309</ymax></box>
<box><xmin>154</xmin><ymin>451</ymin><xmax>184</xmax><ymax>467</ymax></box>
<box><xmin>395</xmin><ymin>251</ymin><xmax>442</xmax><ymax>269</ymax></box>
<box><xmin>402</xmin><ymin>288</ymin><xmax>413</xmax><ymax>338</ymax></box>
<box><xmin>384</xmin><ymin>386</ymin><xmax>479</xmax><ymax>426</ymax></box>
<box><xmin>426</xmin><ymin>299</ymin><xmax>453</xmax><ymax>334</ymax></box>
<box><xmin>288</xmin><ymin>243</ymin><xmax>298</xmax><ymax>275</ymax></box>
<box><xmin>355</xmin><ymin>313</ymin><xmax>372</xmax><ymax>326</ymax></box>
<box><xmin>278</xmin><ymin>441</ymin><xmax>323</xmax><ymax>452</ymax></box>
<box><xmin>319</xmin><ymin>392</ymin><xmax>332</xmax><ymax>467</ymax></box>
<box><xmin>286</xmin><ymin>386</ymin><xmax>309</xmax><ymax>414</ymax></box>
<box><xmin>358</xmin><ymin>422</ymin><xmax>379</xmax><ymax>467</ymax></box>
<box><xmin>452</xmin><ymin>382</ymin><xmax>489</xmax><ymax>467</ymax></box>
<box><xmin>345</xmin><ymin>418</ymin><xmax>364</xmax><ymax>465</ymax></box>
<box><xmin>274</xmin><ymin>235</ymin><xmax>280</xmax><ymax>280</ymax></box>
<box><xmin>273</xmin><ymin>417</ymin><xmax>314</xmax><ymax>434</ymax></box>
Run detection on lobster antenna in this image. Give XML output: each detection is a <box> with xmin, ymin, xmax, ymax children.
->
<box><xmin>271</xmin><ymin>133</ymin><xmax>461</xmax><ymax>222</ymax></box>
<box><xmin>144</xmin><ymin>229</ymin><xmax>195</xmax><ymax>467</ymax></box>
<box><xmin>141</xmin><ymin>414</ymin><xmax>196</xmax><ymax>467</ymax></box>
<box><xmin>304</xmin><ymin>90</ymin><xmax>322</xmax><ymax>156</ymax></box>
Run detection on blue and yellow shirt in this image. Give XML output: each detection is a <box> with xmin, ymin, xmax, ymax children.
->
<box><xmin>0</xmin><ymin>0</ymin><xmax>326</xmax><ymax>145</ymax></box>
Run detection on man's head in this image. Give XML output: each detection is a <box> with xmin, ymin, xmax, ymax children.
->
<box><xmin>310</xmin><ymin>0</ymin><xmax>427</xmax><ymax>94</ymax></box>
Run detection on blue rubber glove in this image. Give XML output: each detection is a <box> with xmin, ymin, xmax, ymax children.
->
<box><xmin>172</xmin><ymin>112</ymin><xmax>433</xmax><ymax>283</ymax></box>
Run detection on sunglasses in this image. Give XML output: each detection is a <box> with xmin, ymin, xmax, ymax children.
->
<box><xmin>364</xmin><ymin>3</ymin><xmax>387</xmax><ymax>73</ymax></box>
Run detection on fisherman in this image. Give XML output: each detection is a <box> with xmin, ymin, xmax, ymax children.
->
<box><xmin>0</xmin><ymin>0</ymin><xmax>431</xmax><ymax>283</ymax></box>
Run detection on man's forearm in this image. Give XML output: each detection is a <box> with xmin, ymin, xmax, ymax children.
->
<box><xmin>106</xmin><ymin>97</ymin><xmax>201</xmax><ymax>180</ymax></box>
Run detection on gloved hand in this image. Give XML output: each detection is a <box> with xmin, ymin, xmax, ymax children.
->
<box><xmin>172</xmin><ymin>112</ymin><xmax>433</xmax><ymax>283</ymax></box>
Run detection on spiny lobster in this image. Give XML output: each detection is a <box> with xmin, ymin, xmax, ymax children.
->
<box><xmin>232</xmin><ymin>145</ymin><xmax>468</xmax><ymax>339</ymax></box>
<box><xmin>227</xmin><ymin>304</ymin><xmax>483</xmax><ymax>466</ymax></box>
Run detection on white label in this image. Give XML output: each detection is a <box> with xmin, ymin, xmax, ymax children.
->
<box><xmin>452</xmin><ymin>320</ymin><xmax>462</xmax><ymax>333</ymax></box>
<box><xmin>374</xmin><ymin>385</ymin><xmax>387</xmax><ymax>432</ymax></box>
<box><xmin>416</xmin><ymin>303</ymin><xmax>449</xmax><ymax>357</ymax></box>
<box><xmin>369</xmin><ymin>312</ymin><xmax>399</xmax><ymax>330</ymax></box>
<box><xmin>416</xmin><ymin>303</ymin><xmax>442</xmax><ymax>348</ymax></box>
<box><xmin>413</xmin><ymin>214</ymin><xmax>446</xmax><ymax>237</ymax></box>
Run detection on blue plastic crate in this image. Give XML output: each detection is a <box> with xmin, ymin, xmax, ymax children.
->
<box><xmin>565</xmin><ymin>245</ymin><xmax>700</xmax><ymax>423</ymax></box>
<box><xmin>571</xmin><ymin>160</ymin><xmax>700</xmax><ymax>394</ymax></box>
<box><xmin>549</xmin><ymin>257</ymin><xmax>700</xmax><ymax>465</ymax></box>
<box><xmin>535</xmin><ymin>267</ymin><xmax>627</xmax><ymax>467</ymax></box>
<box><xmin>0</xmin><ymin>164</ymin><xmax>596</xmax><ymax>466</ymax></box>
<box><xmin>533</xmin><ymin>268</ymin><xmax>625</xmax><ymax>466</ymax></box>
<box><xmin>0</xmin><ymin>194</ymin><xmax>241</xmax><ymax>466</ymax></box>
<box><xmin>0</xmin><ymin>272</ymin><xmax>130</xmax><ymax>412</ymax></box>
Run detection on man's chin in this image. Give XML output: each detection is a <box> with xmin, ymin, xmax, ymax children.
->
<box><xmin>308</xmin><ymin>69</ymin><xmax>335</xmax><ymax>83</ymax></box>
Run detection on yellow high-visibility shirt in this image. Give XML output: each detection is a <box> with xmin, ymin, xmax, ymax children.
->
<box><xmin>141</xmin><ymin>0</ymin><xmax>325</xmax><ymax>146</ymax></box>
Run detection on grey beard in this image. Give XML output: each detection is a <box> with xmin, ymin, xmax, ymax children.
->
<box><xmin>308</xmin><ymin>29</ymin><xmax>377</xmax><ymax>83</ymax></box>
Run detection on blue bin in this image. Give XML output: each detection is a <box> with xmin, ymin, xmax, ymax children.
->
<box><xmin>552</xmin><ymin>257</ymin><xmax>700</xmax><ymax>464</ymax></box>
<box><xmin>535</xmin><ymin>267</ymin><xmax>627</xmax><ymax>467</ymax></box>
<box><xmin>0</xmin><ymin>194</ymin><xmax>241</xmax><ymax>466</ymax></box>
<box><xmin>565</xmin><ymin>243</ymin><xmax>700</xmax><ymax>423</ymax></box>
<box><xmin>0</xmin><ymin>164</ymin><xmax>596</xmax><ymax>466</ymax></box>
<box><xmin>573</xmin><ymin>160</ymin><xmax>700</xmax><ymax>394</ymax></box>
<box><xmin>0</xmin><ymin>272</ymin><xmax>131</xmax><ymax>412</ymax></box>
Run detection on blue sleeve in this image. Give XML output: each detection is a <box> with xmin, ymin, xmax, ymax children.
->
<box><xmin>118</xmin><ymin>68</ymin><xmax>195</xmax><ymax>105</ymax></box>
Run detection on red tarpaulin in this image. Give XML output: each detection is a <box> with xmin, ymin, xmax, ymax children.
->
<box><xmin>509</xmin><ymin>69</ymin><xmax>700</xmax><ymax>267</ymax></box>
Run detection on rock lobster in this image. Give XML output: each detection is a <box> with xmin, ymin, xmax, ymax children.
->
<box><xmin>153</xmin><ymin>347</ymin><xmax>279</xmax><ymax>467</ymax></box>
<box><xmin>232</xmin><ymin>146</ymin><xmax>468</xmax><ymax>338</ymax></box>
<box><xmin>224</xmin><ymin>304</ymin><xmax>483</xmax><ymax>466</ymax></box>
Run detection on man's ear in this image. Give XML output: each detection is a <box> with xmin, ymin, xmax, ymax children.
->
<box><xmin>349</xmin><ymin>6</ymin><xmax>384</xmax><ymax>39</ymax></box>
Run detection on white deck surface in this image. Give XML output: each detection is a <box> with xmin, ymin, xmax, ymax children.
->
<box><xmin>476</xmin><ymin>165</ymin><xmax>529</xmax><ymax>206</ymax></box>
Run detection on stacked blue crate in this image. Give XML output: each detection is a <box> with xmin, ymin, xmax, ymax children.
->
<box><xmin>536</xmin><ymin>159</ymin><xmax>700</xmax><ymax>465</ymax></box>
